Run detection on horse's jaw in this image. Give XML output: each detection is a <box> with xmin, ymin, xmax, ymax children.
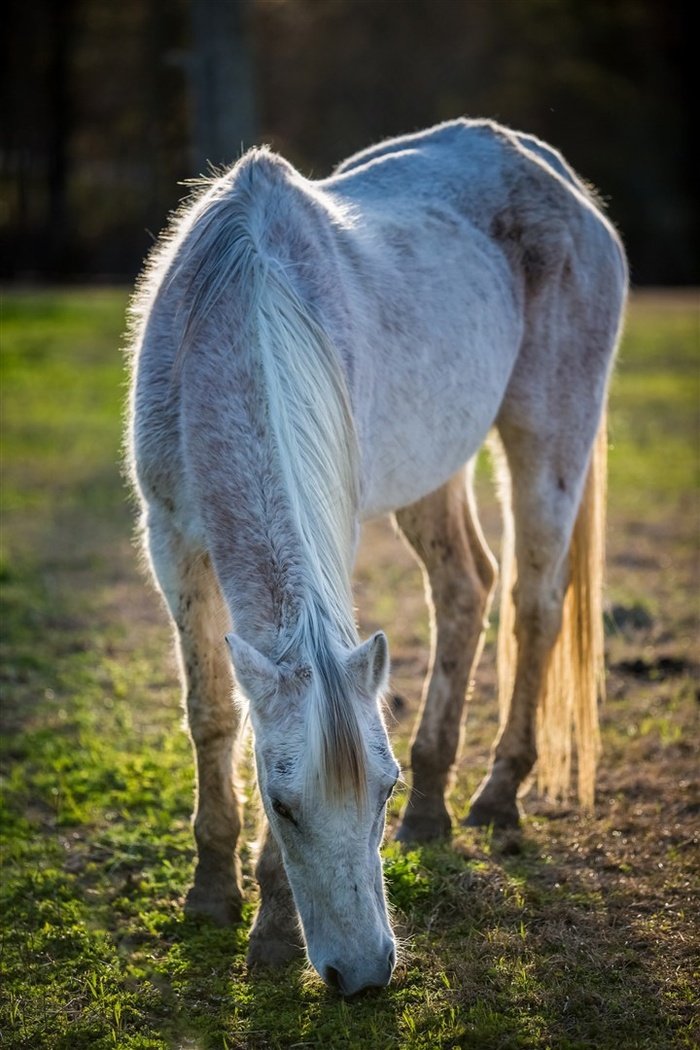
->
<box><xmin>281</xmin><ymin>821</ymin><xmax>397</xmax><ymax>996</ymax></box>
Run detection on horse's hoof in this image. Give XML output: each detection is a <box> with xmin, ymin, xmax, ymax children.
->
<box><xmin>247</xmin><ymin>931</ymin><xmax>305</xmax><ymax>967</ymax></box>
<box><xmin>462</xmin><ymin>798</ymin><xmax>521</xmax><ymax>829</ymax></box>
<box><xmin>185</xmin><ymin>887</ymin><xmax>242</xmax><ymax>927</ymax></box>
<box><xmin>395</xmin><ymin>809</ymin><xmax>452</xmax><ymax>843</ymax></box>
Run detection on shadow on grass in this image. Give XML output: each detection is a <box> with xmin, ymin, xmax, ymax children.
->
<box><xmin>398</xmin><ymin>820</ymin><xmax>697</xmax><ymax>1049</ymax></box>
<box><xmin>153</xmin><ymin>910</ymin><xmax>404</xmax><ymax>1050</ymax></box>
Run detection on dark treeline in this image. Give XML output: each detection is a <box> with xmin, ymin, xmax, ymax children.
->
<box><xmin>1</xmin><ymin>0</ymin><xmax>695</xmax><ymax>284</ymax></box>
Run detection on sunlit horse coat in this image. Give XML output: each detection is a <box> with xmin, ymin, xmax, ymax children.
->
<box><xmin>127</xmin><ymin>119</ymin><xmax>627</xmax><ymax>995</ymax></box>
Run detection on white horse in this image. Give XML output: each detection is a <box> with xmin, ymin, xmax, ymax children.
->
<box><xmin>126</xmin><ymin>119</ymin><xmax>627</xmax><ymax>995</ymax></box>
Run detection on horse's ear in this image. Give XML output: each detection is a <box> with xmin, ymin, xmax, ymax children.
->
<box><xmin>225</xmin><ymin>633</ymin><xmax>279</xmax><ymax>702</ymax></box>
<box><xmin>347</xmin><ymin>631</ymin><xmax>390</xmax><ymax>696</ymax></box>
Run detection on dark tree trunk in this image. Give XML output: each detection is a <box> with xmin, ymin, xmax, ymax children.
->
<box><xmin>189</xmin><ymin>0</ymin><xmax>258</xmax><ymax>174</ymax></box>
<box><xmin>46</xmin><ymin>0</ymin><xmax>74</xmax><ymax>268</ymax></box>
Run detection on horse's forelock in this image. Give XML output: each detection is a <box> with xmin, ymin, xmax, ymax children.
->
<box><xmin>305</xmin><ymin>646</ymin><xmax>368</xmax><ymax>809</ymax></box>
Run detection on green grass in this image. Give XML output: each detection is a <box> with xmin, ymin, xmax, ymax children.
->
<box><xmin>1</xmin><ymin>288</ymin><xmax>698</xmax><ymax>1049</ymax></box>
<box><xmin>607</xmin><ymin>291</ymin><xmax>699</xmax><ymax>508</ymax></box>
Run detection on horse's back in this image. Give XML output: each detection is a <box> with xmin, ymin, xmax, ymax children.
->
<box><xmin>330</xmin><ymin>119</ymin><xmax>623</xmax><ymax>290</ymax></box>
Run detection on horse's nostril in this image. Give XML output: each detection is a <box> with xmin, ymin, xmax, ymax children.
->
<box><xmin>324</xmin><ymin>965</ymin><xmax>341</xmax><ymax>990</ymax></box>
<box><xmin>388</xmin><ymin>946</ymin><xmax>396</xmax><ymax>970</ymax></box>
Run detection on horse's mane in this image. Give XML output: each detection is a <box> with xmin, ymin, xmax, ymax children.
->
<box><xmin>304</xmin><ymin>617</ymin><xmax>370</xmax><ymax>807</ymax></box>
<box><xmin>166</xmin><ymin>149</ymin><xmax>369</xmax><ymax>805</ymax></box>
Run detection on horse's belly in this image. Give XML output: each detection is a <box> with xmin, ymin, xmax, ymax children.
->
<box><xmin>358</xmin><ymin>297</ymin><xmax>521</xmax><ymax>518</ymax></box>
<box><xmin>359</xmin><ymin>377</ymin><xmax>505</xmax><ymax>519</ymax></box>
<box><xmin>347</xmin><ymin>216</ymin><xmax>523</xmax><ymax>518</ymax></box>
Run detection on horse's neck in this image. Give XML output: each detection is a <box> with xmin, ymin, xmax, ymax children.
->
<box><xmin>170</xmin><ymin>160</ymin><xmax>360</xmax><ymax>660</ymax></box>
<box><xmin>235</xmin><ymin>551</ymin><xmax>357</xmax><ymax>666</ymax></box>
<box><xmin>193</xmin><ymin>361</ymin><xmax>357</xmax><ymax>661</ymax></box>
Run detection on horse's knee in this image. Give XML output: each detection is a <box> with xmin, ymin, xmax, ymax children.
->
<box><xmin>193</xmin><ymin>759</ymin><xmax>240</xmax><ymax>831</ymax></box>
<box><xmin>187</xmin><ymin>694</ymin><xmax>238</xmax><ymax>743</ymax></box>
<box><xmin>512</xmin><ymin>580</ymin><xmax>564</xmax><ymax>651</ymax></box>
<box><xmin>432</xmin><ymin>560</ymin><xmax>491</xmax><ymax>635</ymax></box>
<box><xmin>411</xmin><ymin>722</ymin><xmax>459</xmax><ymax>775</ymax></box>
<box><xmin>189</xmin><ymin>711</ymin><xmax>240</xmax><ymax>852</ymax></box>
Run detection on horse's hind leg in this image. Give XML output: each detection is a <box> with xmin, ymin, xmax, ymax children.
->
<box><xmin>466</xmin><ymin>425</ymin><xmax>587</xmax><ymax>828</ymax></box>
<box><xmin>394</xmin><ymin>469</ymin><xmax>497</xmax><ymax>842</ymax></box>
<box><xmin>146</xmin><ymin>512</ymin><xmax>243</xmax><ymax>924</ymax></box>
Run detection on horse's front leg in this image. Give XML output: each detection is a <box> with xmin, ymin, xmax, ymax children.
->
<box><xmin>247</xmin><ymin>823</ymin><xmax>304</xmax><ymax>966</ymax></box>
<box><xmin>394</xmin><ymin>474</ymin><xmax>496</xmax><ymax>842</ymax></box>
<box><xmin>148</xmin><ymin>518</ymin><xmax>243</xmax><ymax>925</ymax></box>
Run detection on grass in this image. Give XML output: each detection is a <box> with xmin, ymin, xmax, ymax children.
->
<box><xmin>607</xmin><ymin>290</ymin><xmax>699</xmax><ymax>508</ymax></box>
<box><xmin>1</xmin><ymin>287</ymin><xmax>698</xmax><ymax>1049</ymax></box>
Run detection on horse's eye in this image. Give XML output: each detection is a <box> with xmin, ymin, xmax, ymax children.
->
<box><xmin>272</xmin><ymin>798</ymin><xmax>294</xmax><ymax>822</ymax></box>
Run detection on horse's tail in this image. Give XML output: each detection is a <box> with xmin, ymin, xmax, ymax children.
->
<box><xmin>497</xmin><ymin>416</ymin><xmax>607</xmax><ymax>809</ymax></box>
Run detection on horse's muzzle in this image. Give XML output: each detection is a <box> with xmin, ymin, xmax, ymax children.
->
<box><xmin>321</xmin><ymin>940</ymin><xmax>396</xmax><ymax>997</ymax></box>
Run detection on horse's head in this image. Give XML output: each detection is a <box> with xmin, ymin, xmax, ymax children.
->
<box><xmin>228</xmin><ymin>629</ymin><xmax>399</xmax><ymax>996</ymax></box>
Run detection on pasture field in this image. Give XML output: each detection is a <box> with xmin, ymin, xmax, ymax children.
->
<box><xmin>1</xmin><ymin>287</ymin><xmax>698</xmax><ymax>1049</ymax></box>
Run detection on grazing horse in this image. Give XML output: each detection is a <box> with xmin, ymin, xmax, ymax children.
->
<box><xmin>126</xmin><ymin>119</ymin><xmax>627</xmax><ymax>995</ymax></box>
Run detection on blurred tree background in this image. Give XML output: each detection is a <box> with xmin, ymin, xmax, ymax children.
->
<box><xmin>1</xmin><ymin>0</ymin><xmax>695</xmax><ymax>285</ymax></box>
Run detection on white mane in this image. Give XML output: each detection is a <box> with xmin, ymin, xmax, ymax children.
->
<box><xmin>174</xmin><ymin>152</ymin><xmax>360</xmax><ymax>646</ymax></box>
<box><xmin>163</xmin><ymin>151</ymin><xmax>368</xmax><ymax>801</ymax></box>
